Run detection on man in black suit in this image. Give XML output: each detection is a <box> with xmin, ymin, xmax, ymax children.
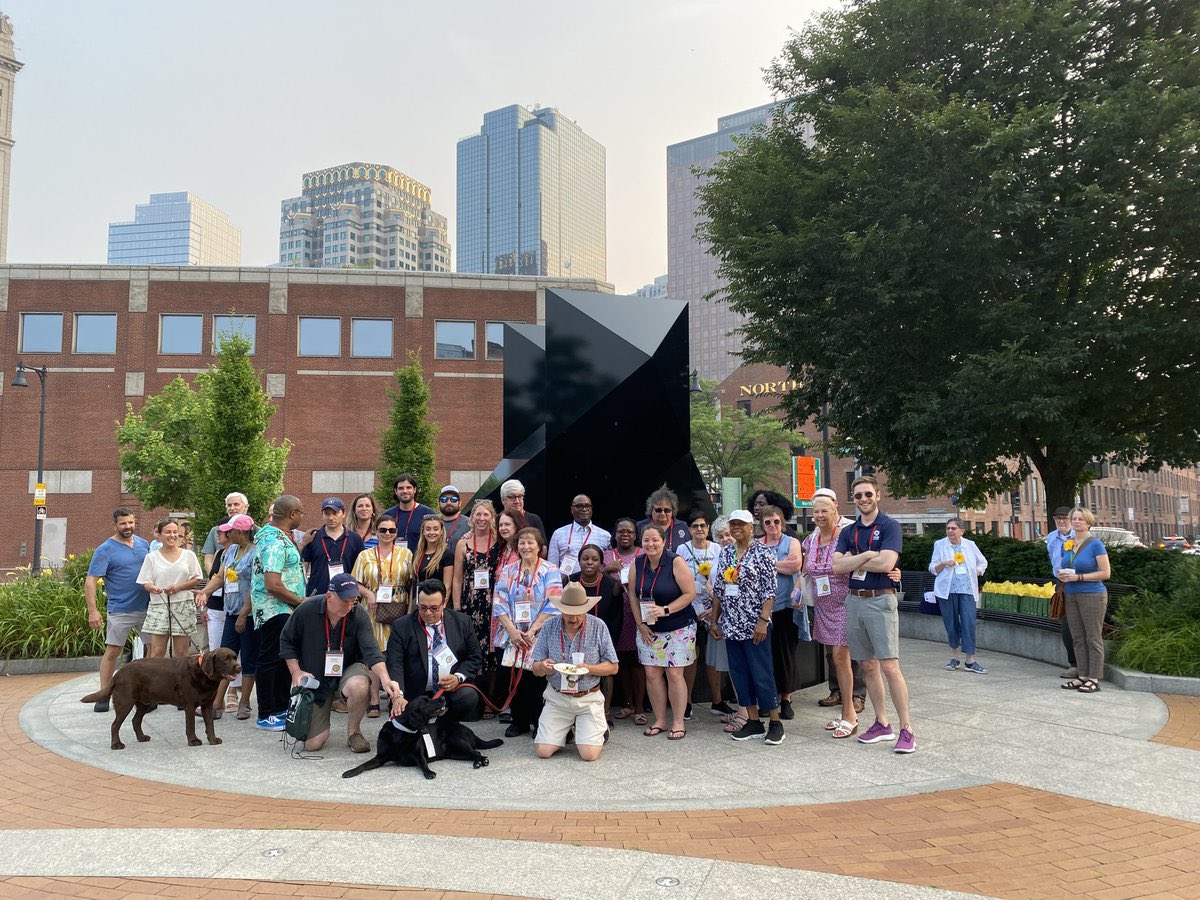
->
<box><xmin>385</xmin><ymin>578</ymin><xmax>484</xmax><ymax>723</ymax></box>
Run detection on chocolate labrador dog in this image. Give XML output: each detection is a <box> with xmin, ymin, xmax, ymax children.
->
<box><xmin>342</xmin><ymin>694</ymin><xmax>503</xmax><ymax>779</ymax></box>
<box><xmin>81</xmin><ymin>648</ymin><xmax>241</xmax><ymax>750</ymax></box>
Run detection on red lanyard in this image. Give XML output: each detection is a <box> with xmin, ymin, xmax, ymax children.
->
<box><xmin>559</xmin><ymin>616</ymin><xmax>586</xmax><ymax>659</ymax></box>
<box><xmin>320</xmin><ymin>532</ymin><xmax>344</xmax><ymax>565</ymax></box>
<box><xmin>324</xmin><ymin>612</ymin><xmax>348</xmax><ymax>651</ymax></box>
<box><xmin>424</xmin><ymin>622</ymin><xmax>442</xmax><ymax>646</ymax></box>
<box><xmin>471</xmin><ymin>531</ymin><xmax>491</xmax><ymax>557</ymax></box>
<box><xmin>852</xmin><ymin>523</ymin><xmax>875</xmax><ymax>554</ymax></box>
<box><xmin>568</xmin><ymin>523</ymin><xmax>592</xmax><ymax>551</ymax></box>
<box><xmin>730</xmin><ymin>545</ymin><xmax>747</xmax><ymax>580</ymax></box>
<box><xmin>397</xmin><ymin>506</ymin><xmax>417</xmax><ymax>541</ymax></box>
<box><xmin>638</xmin><ymin>557</ymin><xmax>663</xmax><ymax>600</ymax></box>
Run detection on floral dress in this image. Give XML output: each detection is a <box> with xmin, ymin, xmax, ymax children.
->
<box><xmin>603</xmin><ymin>546</ymin><xmax>642</xmax><ymax>653</ymax></box>
<box><xmin>460</xmin><ymin>536</ymin><xmax>504</xmax><ymax>675</ymax></box>
<box><xmin>802</xmin><ymin>529</ymin><xmax>850</xmax><ymax>646</ymax></box>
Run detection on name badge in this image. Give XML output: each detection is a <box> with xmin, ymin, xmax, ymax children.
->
<box><xmin>954</xmin><ymin>564</ymin><xmax>968</xmax><ymax>575</ymax></box>
<box><xmin>324</xmin><ymin>652</ymin><xmax>344</xmax><ymax>676</ymax></box>
<box><xmin>851</xmin><ymin>568</ymin><xmax>867</xmax><ymax>581</ymax></box>
<box><xmin>639</xmin><ymin>600</ymin><xmax>656</xmax><ymax>623</ymax></box>
<box><xmin>620</xmin><ymin>565</ymin><xmax>631</xmax><ymax>584</ymax></box>
<box><xmin>327</xmin><ymin>562</ymin><xmax>345</xmax><ymax>578</ymax></box>
<box><xmin>725</xmin><ymin>583</ymin><xmax>740</xmax><ymax>598</ymax></box>
<box><xmin>376</xmin><ymin>585</ymin><xmax>393</xmax><ymax>604</ymax></box>
<box><xmin>514</xmin><ymin>600</ymin><xmax>533</xmax><ymax>623</ymax></box>
<box><xmin>225</xmin><ymin>582</ymin><xmax>239</xmax><ymax>596</ymax></box>
<box><xmin>691</xmin><ymin>598</ymin><xmax>710</xmax><ymax>616</ymax></box>
<box><xmin>559</xmin><ymin>556</ymin><xmax>577</xmax><ymax>575</ymax></box>
<box><xmin>561</xmin><ymin>652</ymin><xmax>588</xmax><ymax>694</ymax></box>
<box><xmin>815</xmin><ymin>575</ymin><xmax>831</xmax><ymax>596</ymax></box>
<box><xmin>422</xmin><ymin>732</ymin><xmax>436</xmax><ymax>759</ymax></box>
<box><xmin>473</xmin><ymin>569</ymin><xmax>490</xmax><ymax>590</ymax></box>
<box><xmin>433</xmin><ymin>644</ymin><xmax>458</xmax><ymax>671</ymax></box>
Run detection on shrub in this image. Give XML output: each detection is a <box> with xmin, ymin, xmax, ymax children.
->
<box><xmin>0</xmin><ymin>555</ymin><xmax>108</xmax><ymax>660</ymax></box>
<box><xmin>1112</xmin><ymin>562</ymin><xmax>1200</xmax><ymax>677</ymax></box>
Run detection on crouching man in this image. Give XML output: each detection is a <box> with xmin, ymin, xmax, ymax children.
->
<box><xmin>280</xmin><ymin>573</ymin><xmax>400</xmax><ymax>753</ymax></box>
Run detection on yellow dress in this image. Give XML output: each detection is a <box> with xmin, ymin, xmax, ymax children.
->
<box><xmin>351</xmin><ymin>544</ymin><xmax>414</xmax><ymax>650</ymax></box>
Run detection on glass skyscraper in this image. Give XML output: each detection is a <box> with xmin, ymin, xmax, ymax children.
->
<box><xmin>278</xmin><ymin>162</ymin><xmax>450</xmax><ymax>271</ymax></box>
<box><xmin>107</xmin><ymin>192</ymin><xmax>241</xmax><ymax>266</ymax></box>
<box><xmin>457</xmin><ymin>105</ymin><xmax>606</xmax><ymax>280</ymax></box>
<box><xmin>667</xmin><ymin>103</ymin><xmax>777</xmax><ymax>382</ymax></box>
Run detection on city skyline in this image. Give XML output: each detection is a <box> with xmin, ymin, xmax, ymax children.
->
<box><xmin>0</xmin><ymin>0</ymin><xmax>826</xmax><ymax>293</ymax></box>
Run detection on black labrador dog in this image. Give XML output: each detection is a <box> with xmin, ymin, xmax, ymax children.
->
<box><xmin>342</xmin><ymin>694</ymin><xmax>503</xmax><ymax>779</ymax></box>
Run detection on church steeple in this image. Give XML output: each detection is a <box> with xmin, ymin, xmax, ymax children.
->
<box><xmin>0</xmin><ymin>13</ymin><xmax>23</xmax><ymax>263</ymax></box>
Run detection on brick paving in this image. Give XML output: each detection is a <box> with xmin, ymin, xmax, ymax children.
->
<box><xmin>0</xmin><ymin>878</ymin><xmax>522</xmax><ymax>899</ymax></box>
<box><xmin>3</xmin><ymin>674</ymin><xmax>1200</xmax><ymax>899</ymax></box>
<box><xmin>1152</xmin><ymin>693</ymin><xmax>1200</xmax><ymax>751</ymax></box>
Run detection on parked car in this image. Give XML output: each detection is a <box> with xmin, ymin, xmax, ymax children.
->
<box><xmin>1090</xmin><ymin>526</ymin><xmax>1145</xmax><ymax>549</ymax></box>
<box><xmin>1155</xmin><ymin>536</ymin><xmax>1192</xmax><ymax>551</ymax></box>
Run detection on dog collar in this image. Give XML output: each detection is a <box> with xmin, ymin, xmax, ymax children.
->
<box><xmin>392</xmin><ymin>720</ymin><xmax>418</xmax><ymax>734</ymax></box>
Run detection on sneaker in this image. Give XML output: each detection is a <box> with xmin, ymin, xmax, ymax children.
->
<box><xmin>857</xmin><ymin>720</ymin><xmax>897</xmax><ymax>744</ymax></box>
<box><xmin>945</xmin><ymin>658</ymin><xmax>961</xmax><ymax>671</ymax></box>
<box><xmin>256</xmin><ymin>715</ymin><xmax>286</xmax><ymax>732</ymax></box>
<box><xmin>93</xmin><ymin>699</ymin><xmax>110</xmax><ymax>713</ymax></box>
<box><xmin>730</xmin><ymin>719</ymin><xmax>766</xmax><ymax>741</ymax></box>
<box><xmin>683</xmin><ymin>704</ymin><xmax>693</xmax><ymax>721</ymax></box>
<box><xmin>764</xmin><ymin>720</ymin><xmax>786</xmax><ymax>745</ymax></box>
<box><xmin>710</xmin><ymin>701</ymin><xmax>735</xmax><ymax>716</ymax></box>
<box><xmin>348</xmin><ymin>732</ymin><xmax>370</xmax><ymax>753</ymax></box>
<box><xmin>779</xmin><ymin>698</ymin><xmax>794</xmax><ymax>720</ymax></box>
<box><xmin>964</xmin><ymin>661</ymin><xmax>988</xmax><ymax>674</ymax></box>
<box><xmin>894</xmin><ymin>728</ymin><xmax>916</xmax><ymax>754</ymax></box>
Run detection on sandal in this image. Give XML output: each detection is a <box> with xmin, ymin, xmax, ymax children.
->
<box><xmin>1077</xmin><ymin>679</ymin><xmax>1101</xmax><ymax>693</ymax></box>
<box><xmin>236</xmin><ymin>704</ymin><xmax>252</xmax><ymax>720</ymax></box>
<box><xmin>367</xmin><ymin>704</ymin><xmax>381</xmax><ymax>718</ymax></box>
<box><xmin>482</xmin><ymin>710</ymin><xmax>495</xmax><ymax>720</ymax></box>
<box><xmin>225</xmin><ymin>693</ymin><xmax>240</xmax><ymax>713</ymax></box>
<box><xmin>1061</xmin><ymin>678</ymin><xmax>1087</xmax><ymax>690</ymax></box>
<box><xmin>643</xmin><ymin>725</ymin><xmax>665</xmax><ymax>737</ymax></box>
<box><xmin>831</xmin><ymin>719</ymin><xmax>858</xmax><ymax>739</ymax></box>
<box><xmin>723</xmin><ymin>713</ymin><xmax>748</xmax><ymax>733</ymax></box>
<box><xmin>824</xmin><ymin>718</ymin><xmax>841</xmax><ymax>731</ymax></box>
<box><xmin>613</xmin><ymin>707</ymin><xmax>634</xmax><ymax>720</ymax></box>
<box><xmin>633</xmin><ymin>714</ymin><xmax>648</xmax><ymax>726</ymax></box>
<box><xmin>667</xmin><ymin>729</ymin><xmax>686</xmax><ymax>741</ymax></box>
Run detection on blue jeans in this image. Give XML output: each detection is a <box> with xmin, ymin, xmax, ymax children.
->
<box><xmin>938</xmin><ymin>593</ymin><xmax>977</xmax><ymax>656</ymax></box>
<box><xmin>726</xmin><ymin>631</ymin><xmax>779</xmax><ymax>713</ymax></box>
<box><xmin>221</xmin><ymin>608</ymin><xmax>261</xmax><ymax>676</ymax></box>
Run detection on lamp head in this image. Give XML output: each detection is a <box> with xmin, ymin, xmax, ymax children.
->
<box><xmin>10</xmin><ymin>363</ymin><xmax>28</xmax><ymax>389</ymax></box>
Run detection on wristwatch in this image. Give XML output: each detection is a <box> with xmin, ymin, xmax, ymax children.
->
<box><xmin>759</xmin><ymin>615</ymin><xmax>771</xmax><ymax>624</ymax></box>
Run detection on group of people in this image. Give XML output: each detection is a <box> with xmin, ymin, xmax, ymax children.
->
<box><xmin>84</xmin><ymin>471</ymin><xmax>1109</xmax><ymax>765</ymax></box>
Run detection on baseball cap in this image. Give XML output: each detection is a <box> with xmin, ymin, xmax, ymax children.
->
<box><xmin>321</xmin><ymin>497</ymin><xmax>345</xmax><ymax>512</ymax></box>
<box><xmin>812</xmin><ymin>488</ymin><xmax>838</xmax><ymax>502</ymax></box>
<box><xmin>439</xmin><ymin>484</ymin><xmax>460</xmax><ymax>498</ymax></box>
<box><xmin>218</xmin><ymin>514</ymin><xmax>255</xmax><ymax>533</ymax></box>
<box><xmin>328</xmin><ymin>573</ymin><xmax>360</xmax><ymax>599</ymax></box>
<box><xmin>728</xmin><ymin>509</ymin><xmax>754</xmax><ymax>524</ymax></box>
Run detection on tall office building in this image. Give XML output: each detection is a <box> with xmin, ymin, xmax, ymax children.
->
<box><xmin>107</xmin><ymin>192</ymin><xmax>241</xmax><ymax>265</ymax></box>
<box><xmin>635</xmin><ymin>274</ymin><xmax>668</xmax><ymax>299</ymax></box>
<box><xmin>457</xmin><ymin>105</ymin><xmax>605</xmax><ymax>280</ymax></box>
<box><xmin>279</xmin><ymin>162</ymin><xmax>449</xmax><ymax>271</ymax></box>
<box><xmin>667</xmin><ymin>103</ymin><xmax>776</xmax><ymax>382</ymax></box>
<box><xmin>0</xmin><ymin>14</ymin><xmax>22</xmax><ymax>263</ymax></box>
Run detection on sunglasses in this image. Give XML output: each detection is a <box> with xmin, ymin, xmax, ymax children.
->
<box><xmin>689</xmin><ymin>522</ymin><xmax>708</xmax><ymax>529</ymax></box>
<box><xmin>439</xmin><ymin>494</ymin><xmax>459</xmax><ymax>502</ymax></box>
<box><xmin>853</xmin><ymin>491</ymin><xmax>875</xmax><ymax>499</ymax></box>
<box><xmin>763</xmin><ymin>519</ymin><xmax>782</xmax><ymax>525</ymax></box>
<box><xmin>653</xmin><ymin>507</ymin><xmax>673</xmax><ymax>514</ymax></box>
<box><xmin>377</xmin><ymin>527</ymin><xmax>397</xmax><ymax>533</ymax></box>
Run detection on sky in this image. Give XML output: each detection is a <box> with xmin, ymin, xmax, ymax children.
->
<box><xmin>2</xmin><ymin>0</ymin><xmax>831</xmax><ymax>293</ymax></box>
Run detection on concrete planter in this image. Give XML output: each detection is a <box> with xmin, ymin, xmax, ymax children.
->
<box><xmin>0</xmin><ymin>656</ymin><xmax>102</xmax><ymax>676</ymax></box>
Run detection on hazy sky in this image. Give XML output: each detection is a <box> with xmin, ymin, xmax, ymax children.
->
<box><xmin>3</xmin><ymin>1</ymin><xmax>829</xmax><ymax>293</ymax></box>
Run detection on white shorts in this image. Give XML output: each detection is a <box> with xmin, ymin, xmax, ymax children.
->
<box><xmin>536</xmin><ymin>685</ymin><xmax>607</xmax><ymax>747</ymax></box>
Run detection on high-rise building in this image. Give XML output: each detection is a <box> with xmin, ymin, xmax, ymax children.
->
<box><xmin>0</xmin><ymin>14</ymin><xmax>22</xmax><ymax>264</ymax></box>
<box><xmin>635</xmin><ymin>274</ymin><xmax>668</xmax><ymax>299</ymax></box>
<box><xmin>278</xmin><ymin>162</ymin><xmax>449</xmax><ymax>271</ymax></box>
<box><xmin>667</xmin><ymin>103</ymin><xmax>777</xmax><ymax>382</ymax></box>
<box><xmin>457</xmin><ymin>105</ymin><xmax>605</xmax><ymax>280</ymax></box>
<box><xmin>107</xmin><ymin>192</ymin><xmax>241</xmax><ymax>266</ymax></box>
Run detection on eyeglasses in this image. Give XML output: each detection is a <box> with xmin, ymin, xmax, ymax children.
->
<box><xmin>763</xmin><ymin>519</ymin><xmax>782</xmax><ymax>525</ymax></box>
<box><xmin>422</xmin><ymin>514</ymin><xmax>441</xmax><ymax>521</ymax></box>
<box><xmin>377</xmin><ymin>527</ymin><xmax>397</xmax><ymax>533</ymax></box>
<box><xmin>689</xmin><ymin>522</ymin><xmax>707</xmax><ymax>529</ymax></box>
<box><xmin>417</xmin><ymin>603</ymin><xmax>443</xmax><ymax>613</ymax></box>
<box><xmin>653</xmin><ymin>507</ymin><xmax>673</xmax><ymax>514</ymax></box>
<box><xmin>507</xmin><ymin>493</ymin><xmax>525</xmax><ymax>500</ymax></box>
<box><xmin>572</xmin><ymin>502</ymin><xmax>592</xmax><ymax>509</ymax></box>
<box><xmin>853</xmin><ymin>491</ymin><xmax>875</xmax><ymax>499</ymax></box>
<box><xmin>439</xmin><ymin>494</ymin><xmax>459</xmax><ymax>502</ymax></box>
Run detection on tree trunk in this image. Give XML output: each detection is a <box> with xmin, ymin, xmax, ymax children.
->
<box><xmin>1035</xmin><ymin>458</ymin><xmax>1083</xmax><ymax>534</ymax></box>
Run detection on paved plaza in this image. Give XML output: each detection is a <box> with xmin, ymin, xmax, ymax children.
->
<box><xmin>0</xmin><ymin>637</ymin><xmax>1198</xmax><ymax>898</ymax></box>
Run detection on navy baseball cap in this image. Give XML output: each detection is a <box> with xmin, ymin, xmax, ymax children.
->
<box><xmin>329</xmin><ymin>573</ymin><xmax>360</xmax><ymax>599</ymax></box>
<box><xmin>322</xmin><ymin>497</ymin><xmax>345</xmax><ymax>512</ymax></box>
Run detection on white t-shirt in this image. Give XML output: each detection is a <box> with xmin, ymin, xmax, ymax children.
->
<box><xmin>136</xmin><ymin>549</ymin><xmax>203</xmax><ymax>602</ymax></box>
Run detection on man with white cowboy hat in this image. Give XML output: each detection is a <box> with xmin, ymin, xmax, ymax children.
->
<box><xmin>529</xmin><ymin>582</ymin><xmax>619</xmax><ymax>761</ymax></box>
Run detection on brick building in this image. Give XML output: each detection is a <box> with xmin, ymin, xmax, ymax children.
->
<box><xmin>0</xmin><ymin>264</ymin><xmax>610</xmax><ymax>568</ymax></box>
<box><xmin>720</xmin><ymin>363</ymin><xmax>1200</xmax><ymax>543</ymax></box>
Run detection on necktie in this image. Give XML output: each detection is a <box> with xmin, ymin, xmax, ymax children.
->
<box><xmin>430</xmin><ymin>626</ymin><xmax>443</xmax><ymax>685</ymax></box>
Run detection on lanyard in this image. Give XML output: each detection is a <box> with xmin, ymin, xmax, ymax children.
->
<box><xmin>638</xmin><ymin>556</ymin><xmax>663</xmax><ymax>600</ymax></box>
<box><xmin>375</xmin><ymin>546</ymin><xmax>398</xmax><ymax>585</ymax></box>
<box><xmin>424</xmin><ymin>622</ymin><xmax>442</xmax><ymax>647</ymax></box>
<box><xmin>568</xmin><ymin>523</ymin><xmax>592</xmax><ymax>552</ymax></box>
<box><xmin>729</xmin><ymin>545</ymin><xmax>747</xmax><ymax>580</ymax></box>
<box><xmin>324</xmin><ymin>611</ymin><xmax>348</xmax><ymax>651</ymax></box>
<box><xmin>559</xmin><ymin>616</ymin><xmax>586</xmax><ymax>659</ymax></box>
<box><xmin>320</xmin><ymin>532</ymin><xmax>344</xmax><ymax>565</ymax></box>
<box><xmin>852</xmin><ymin>522</ymin><xmax>877</xmax><ymax>554</ymax></box>
<box><xmin>397</xmin><ymin>506</ymin><xmax>418</xmax><ymax>541</ymax></box>
<box><xmin>760</xmin><ymin>534</ymin><xmax>783</xmax><ymax>555</ymax></box>
<box><xmin>471</xmin><ymin>531</ymin><xmax>491</xmax><ymax>557</ymax></box>
<box><xmin>664</xmin><ymin>523</ymin><xmax>678</xmax><ymax>550</ymax></box>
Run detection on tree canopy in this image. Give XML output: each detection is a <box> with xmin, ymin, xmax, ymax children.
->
<box><xmin>699</xmin><ymin>0</ymin><xmax>1200</xmax><ymax>517</ymax></box>
<box><xmin>376</xmin><ymin>351</ymin><xmax>439</xmax><ymax>509</ymax></box>
<box><xmin>117</xmin><ymin>333</ymin><xmax>291</xmax><ymax>535</ymax></box>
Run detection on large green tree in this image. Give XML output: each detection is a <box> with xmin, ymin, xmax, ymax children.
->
<box><xmin>690</xmin><ymin>379</ymin><xmax>806</xmax><ymax>497</ymax></box>
<box><xmin>117</xmin><ymin>333</ymin><xmax>291</xmax><ymax>535</ymax></box>
<box><xmin>700</xmin><ymin>0</ymin><xmax>1200</xmax><ymax>521</ymax></box>
<box><xmin>376</xmin><ymin>351</ymin><xmax>439</xmax><ymax>509</ymax></box>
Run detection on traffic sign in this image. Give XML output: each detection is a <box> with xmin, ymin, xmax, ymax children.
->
<box><xmin>36</xmin><ymin>506</ymin><xmax>46</xmax><ymax>520</ymax></box>
<box><xmin>792</xmin><ymin>456</ymin><xmax>822</xmax><ymax>509</ymax></box>
<box><xmin>33</xmin><ymin>483</ymin><xmax>46</xmax><ymax>507</ymax></box>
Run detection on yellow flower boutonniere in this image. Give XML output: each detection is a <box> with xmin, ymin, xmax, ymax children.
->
<box><xmin>723</xmin><ymin>566</ymin><xmax>739</xmax><ymax>584</ymax></box>
<box><xmin>1063</xmin><ymin>539</ymin><xmax>1075</xmax><ymax>552</ymax></box>
<box><xmin>697</xmin><ymin>561</ymin><xmax>712</xmax><ymax>577</ymax></box>
<box><xmin>225</xmin><ymin>569</ymin><xmax>239</xmax><ymax>583</ymax></box>
<box><xmin>953</xmin><ymin>551</ymin><xmax>965</xmax><ymax>565</ymax></box>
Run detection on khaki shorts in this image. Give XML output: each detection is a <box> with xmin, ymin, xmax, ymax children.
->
<box><xmin>142</xmin><ymin>597</ymin><xmax>199</xmax><ymax>638</ymax></box>
<box><xmin>307</xmin><ymin>662</ymin><xmax>371</xmax><ymax>739</ymax></box>
<box><xmin>846</xmin><ymin>592</ymin><xmax>900</xmax><ymax>661</ymax></box>
<box><xmin>105</xmin><ymin>610</ymin><xmax>146</xmax><ymax>648</ymax></box>
<box><xmin>536</xmin><ymin>684</ymin><xmax>608</xmax><ymax>747</ymax></box>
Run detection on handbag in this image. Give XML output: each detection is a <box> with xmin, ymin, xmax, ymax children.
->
<box><xmin>501</xmin><ymin>640</ymin><xmax>535</xmax><ymax>670</ymax></box>
<box><xmin>374</xmin><ymin>595</ymin><xmax>408</xmax><ymax>626</ymax></box>
<box><xmin>284</xmin><ymin>686</ymin><xmax>315</xmax><ymax>741</ymax></box>
<box><xmin>1049</xmin><ymin>585</ymin><xmax>1065</xmax><ymax>620</ymax></box>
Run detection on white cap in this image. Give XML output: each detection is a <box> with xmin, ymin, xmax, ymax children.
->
<box><xmin>812</xmin><ymin>488</ymin><xmax>838</xmax><ymax>502</ymax></box>
<box><xmin>728</xmin><ymin>509</ymin><xmax>754</xmax><ymax>524</ymax></box>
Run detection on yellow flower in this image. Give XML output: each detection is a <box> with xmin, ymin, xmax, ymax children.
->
<box><xmin>697</xmin><ymin>561</ymin><xmax>712</xmax><ymax>577</ymax></box>
<box><xmin>225</xmin><ymin>569</ymin><xmax>239</xmax><ymax>583</ymax></box>
<box><xmin>723</xmin><ymin>566</ymin><xmax>739</xmax><ymax>584</ymax></box>
<box><xmin>953</xmin><ymin>552</ymin><xmax>965</xmax><ymax>565</ymax></box>
<box><xmin>1063</xmin><ymin>539</ymin><xmax>1075</xmax><ymax>552</ymax></box>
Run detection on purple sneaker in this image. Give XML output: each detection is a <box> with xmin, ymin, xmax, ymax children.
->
<box><xmin>857</xmin><ymin>720</ymin><xmax>897</xmax><ymax>744</ymax></box>
<box><xmin>894</xmin><ymin>728</ymin><xmax>916</xmax><ymax>754</ymax></box>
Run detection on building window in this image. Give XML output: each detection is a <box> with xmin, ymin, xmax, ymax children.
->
<box><xmin>160</xmin><ymin>314</ymin><xmax>203</xmax><ymax>355</ymax></box>
<box><xmin>214</xmin><ymin>315</ymin><xmax>256</xmax><ymax>353</ymax></box>
<box><xmin>485</xmin><ymin>321</ymin><xmax>512</xmax><ymax>360</ymax></box>
<box><xmin>20</xmin><ymin>313</ymin><xmax>63</xmax><ymax>353</ymax></box>
<box><xmin>299</xmin><ymin>316</ymin><xmax>340</xmax><ymax>356</ymax></box>
<box><xmin>74</xmin><ymin>314</ymin><xmax>118</xmax><ymax>354</ymax></box>
<box><xmin>435</xmin><ymin>321</ymin><xmax>475</xmax><ymax>359</ymax></box>
<box><xmin>351</xmin><ymin>318</ymin><xmax>393</xmax><ymax>358</ymax></box>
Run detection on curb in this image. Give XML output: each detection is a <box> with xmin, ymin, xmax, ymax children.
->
<box><xmin>1107</xmin><ymin>663</ymin><xmax>1200</xmax><ymax>697</ymax></box>
<box><xmin>0</xmin><ymin>656</ymin><xmax>102</xmax><ymax>676</ymax></box>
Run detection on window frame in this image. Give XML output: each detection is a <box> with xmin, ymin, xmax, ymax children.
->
<box><xmin>20</xmin><ymin>313</ymin><xmax>64</xmax><ymax>354</ymax></box>
<box><xmin>73</xmin><ymin>313</ymin><xmax>118</xmax><ymax>354</ymax></box>
<box><xmin>298</xmin><ymin>316</ymin><xmax>342</xmax><ymax>357</ymax></box>
<box><xmin>213</xmin><ymin>314</ymin><xmax>257</xmax><ymax>355</ymax></box>
<box><xmin>350</xmin><ymin>317</ymin><xmax>393</xmax><ymax>359</ymax></box>
<box><xmin>159</xmin><ymin>314</ymin><xmax>204</xmax><ymax>356</ymax></box>
<box><xmin>434</xmin><ymin>320</ymin><xmax>476</xmax><ymax>360</ymax></box>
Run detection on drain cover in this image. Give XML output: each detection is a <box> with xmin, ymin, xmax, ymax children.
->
<box><xmin>262</xmin><ymin>848</ymin><xmax>286</xmax><ymax>858</ymax></box>
<box><xmin>655</xmin><ymin>876</ymin><xmax>680</xmax><ymax>887</ymax></box>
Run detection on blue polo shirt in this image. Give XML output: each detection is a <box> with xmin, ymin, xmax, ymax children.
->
<box><xmin>382</xmin><ymin>503</ymin><xmax>435</xmax><ymax>552</ymax></box>
<box><xmin>835</xmin><ymin>512</ymin><xmax>903</xmax><ymax>591</ymax></box>
<box><xmin>300</xmin><ymin>527</ymin><xmax>364</xmax><ymax>596</ymax></box>
<box><xmin>87</xmin><ymin>536</ymin><xmax>151</xmax><ymax>613</ymax></box>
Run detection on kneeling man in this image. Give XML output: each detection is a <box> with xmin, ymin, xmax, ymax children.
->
<box><xmin>280</xmin><ymin>573</ymin><xmax>400</xmax><ymax>753</ymax></box>
<box><xmin>530</xmin><ymin>582</ymin><xmax>619</xmax><ymax>762</ymax></box>
<box><xmin>386</xmin><ymin>578</ymin><xmax>485</xmax><ymax>722</ymax></box>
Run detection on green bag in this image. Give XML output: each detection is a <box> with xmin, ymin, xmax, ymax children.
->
<box><xmin>285</xmin><ymin>687</ymin><xmax>315</xmax><ymax>741</ymax></box>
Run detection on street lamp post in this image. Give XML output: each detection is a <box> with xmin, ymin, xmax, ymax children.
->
<box><xmin>11</xmin><ymin>360</ymin><xmax>48</xmax><ymax>572</ymax></box>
